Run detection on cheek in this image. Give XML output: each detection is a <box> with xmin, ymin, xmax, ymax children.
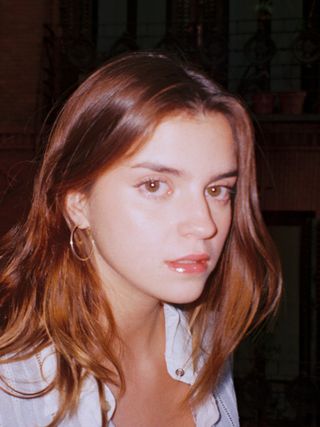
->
<box><xmin>89</xmin><ymin>201</ymin><xmax>163</xmax><ymax>258</ymax></box>
<box><xmin>216</xmin><ymin>207</ymin><xmax>233</xmax><ymax>243</ymax></box>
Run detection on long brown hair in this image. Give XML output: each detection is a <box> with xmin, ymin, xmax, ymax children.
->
<box><xmin>0</xmin><ymin>51</ymin><xmax>281</xmax><ymax>425</ymax></box>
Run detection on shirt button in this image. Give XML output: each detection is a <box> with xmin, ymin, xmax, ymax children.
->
<box><xmin>175</xmin><ymin>368</ymin><xmax>185</xmax><ymax>377</ymax></box>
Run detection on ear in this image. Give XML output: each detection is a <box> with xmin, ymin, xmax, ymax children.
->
<box><xmin>64</xmin><ymin>191</ymin><xmax>90</xmax><ymax>229</ymax></box>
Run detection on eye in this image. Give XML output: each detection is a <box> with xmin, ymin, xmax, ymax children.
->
<box><xmin>136</xmin><ymin>178</ymin><xmax>172</xmax><ymax>198</ymax></box>
<box><xmin>144</xmin><ymin>179</ymin><xmax>161</xmax><ymax>193</ymax></box>
<box><xmin>206</xmin><ymin>185</ymin><xmax>235</xmax><ymax>201</ymax></box>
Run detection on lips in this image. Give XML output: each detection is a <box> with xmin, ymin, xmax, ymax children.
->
<box><xmin>165</xmin><ymin>254</ymin><xmax>210</xmax><ymax>274</ymax></box>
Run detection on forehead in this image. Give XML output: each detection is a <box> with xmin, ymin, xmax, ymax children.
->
<box><xmin>124</xmin><ymin>113</ymin><xmax>236</xmax><ymax>171</ymax></box>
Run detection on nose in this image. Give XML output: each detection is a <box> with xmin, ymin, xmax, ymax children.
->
<box><xmin>177</xmin><ymin>195</ymin><xmax>217</xmax><ymax>240</ymax></box>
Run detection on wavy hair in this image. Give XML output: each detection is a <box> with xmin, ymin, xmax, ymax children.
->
<box><xmin>0</xmin><ymin>51</ymin><xmax>281</xmax><ymax>425</ymax></box>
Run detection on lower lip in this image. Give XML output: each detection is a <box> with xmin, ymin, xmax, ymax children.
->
<box><xmin>165</xmin><ymin>261</ymin><xmax>208</xmax><ymax>274</ymax></box>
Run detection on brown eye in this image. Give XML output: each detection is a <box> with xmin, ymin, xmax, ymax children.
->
<box><xmin>137</xmin><ymin>178</ymin><xmax>172</xmax><ymax>198</ymax></box>
<box><xmin>206</xmin><ymin>185</ymin><xmax>233</xmax><ymax>201</ymax></box>
<box><xmin>207</xmin><ymin>186</ymin><xmax>222</xmax><ymax>197</ymax></box>
<box><xmin>145</xmin><ymin>180</ymin><xmax>160</xmax><ymax>193</ymax></box>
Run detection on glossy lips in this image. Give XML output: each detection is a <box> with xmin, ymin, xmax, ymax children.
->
<box><xmin>165</xmin><ymin>254</ymin><xmax>210</xmax><ymax>274</ymax></box>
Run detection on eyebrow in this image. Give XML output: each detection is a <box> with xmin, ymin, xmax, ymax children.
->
<box><xmin>131</xmin><ymin>161</ymin><xmax>238</xmax><ymax>181</ymax></box>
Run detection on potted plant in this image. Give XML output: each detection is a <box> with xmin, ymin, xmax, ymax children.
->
<box><xmin>278</xmin><ymin>61</ymin><xmax>306</xmax><ymax>114</ymax></box>
<box><xmin>278</xmin><ymin>90</ymin><xmax>306</xmax><ymax>115</ymax></box>
<box><xmin>251</xmin><ymin>91</ymin><xmax>275</xmax><ymax>115</ymax></box>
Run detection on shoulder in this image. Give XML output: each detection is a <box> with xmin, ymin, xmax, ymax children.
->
<box><xmin>0</xmin><ymin>354</ymin><xmax>55</xmax><ymax>426</ymax></box>
<box><xmin>0</xmin><ymin>349</ymin><xmax>103</xmax><ymax>427</ymax></box>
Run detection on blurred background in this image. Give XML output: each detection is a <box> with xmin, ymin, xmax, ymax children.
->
<box><xmin>0</xmin><ymin>0</ymin><xmax>319</xmax><ymax>425</ymax></box>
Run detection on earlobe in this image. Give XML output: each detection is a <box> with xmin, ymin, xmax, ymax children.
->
<box><xmin>65</xmin><ymin>191</ymin><xmax>90</xmax><ymax>229</ymax></box>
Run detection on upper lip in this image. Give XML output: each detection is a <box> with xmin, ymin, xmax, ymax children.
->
<box><xmin>166</xmin><ymin>254</ymin><xmax>210</xmax><ymax>263</ymax></box>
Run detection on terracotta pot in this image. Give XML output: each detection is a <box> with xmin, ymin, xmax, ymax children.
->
<box><xmin>278</xmin><ymin>91</ymin><xmax>306</xmax><ymax>114</ymax></box>
<box><xmin>251</xmin><ymin>92</ymin><xmax>275</xmax><ymax>115</ymax></box>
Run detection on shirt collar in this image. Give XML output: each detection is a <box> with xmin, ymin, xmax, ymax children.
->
<box><xmin>163</xmin><ymin>303</ymin><xmax>196</xmax><ymax>385</ymax></box>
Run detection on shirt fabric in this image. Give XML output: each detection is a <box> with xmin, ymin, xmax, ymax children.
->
<box><xmin>0</xmin><ymin>304</ymin><xmax>239</xmax><ymax>426</ymax></box>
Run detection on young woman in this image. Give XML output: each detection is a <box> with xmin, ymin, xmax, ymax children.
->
<box><xmin>0</xmin><ymin>52</ymin><xmax>281</xmax><ymax>426</ymax></box>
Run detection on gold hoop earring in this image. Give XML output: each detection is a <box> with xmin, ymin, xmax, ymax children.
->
<box><xmin>70</xmin><ymin>226</ymin><xmax>94</xmax><ymax>262</ymax></box>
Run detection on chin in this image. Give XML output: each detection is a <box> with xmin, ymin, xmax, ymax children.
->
<box><xmin>162</xmin><ymin>287</ymin><xmax>205</xmax><ymax>305</ymax></box>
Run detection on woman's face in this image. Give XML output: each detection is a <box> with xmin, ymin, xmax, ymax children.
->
<box><xmin>67</xmin><ymin>113</ymin><xmax>237</xmax><ymax>307</ymax></box>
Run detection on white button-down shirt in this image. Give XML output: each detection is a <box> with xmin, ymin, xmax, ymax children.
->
<box><xmin>0</xmin><ymin>305</ymin><xmax>238</xmax><ymax>426</ymax></box>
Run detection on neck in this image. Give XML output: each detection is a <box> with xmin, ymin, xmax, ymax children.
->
<box><xmin>106</xmin><ymin>285</ymin><xmax>165</xmax><ymax>357</ymax></box>
<box><xmin>118</xmin><ymin>301</ymin><xmax>164</xmax><ymax>351</ymax></box>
